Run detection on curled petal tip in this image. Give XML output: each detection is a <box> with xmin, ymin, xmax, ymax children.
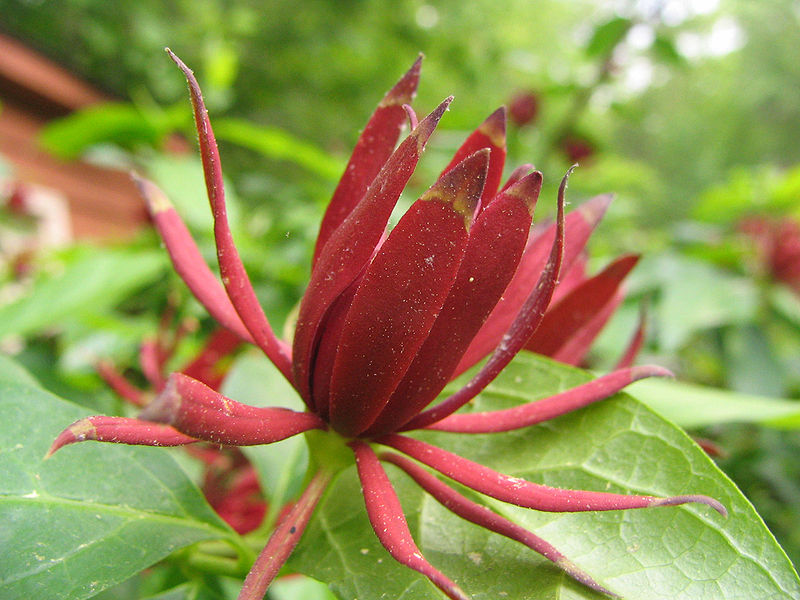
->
<box><xmin>46</xmin><ymin>418</ymin><xmax>97</xmax><ymax>458</ymax></box>
<box><xmin>630</xmin><ymin>364</ymin><xmax>674</xmax><ymax>381</ymax></box>
<box><xmin>651</xmin><ymin>494</ymin><xmax>728</xmax><ymax>517</ymax></box>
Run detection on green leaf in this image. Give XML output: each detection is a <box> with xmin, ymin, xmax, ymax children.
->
<box><xmin>0</xmin><ymin>247</ymin><xmax>166</xmax><ymax>340</ymax></box>
<box><xmin>39</xmin><ymin>104</ymin><xmax>169</xmax><ymax>160</ymax></box>
<box><xmin>213</xmin><ymin>118</ymin><xmax>344</xmax><ymax>181</ymax></box>
<box><xmin>632</xmin><ymin>253</ymin><xmax>758</xmax><ymax>350</ymax></box>
<box><xmin>0</xmin><ymin>355</ymin><xmax>235</xmax><ymax>600</ymax></box>
<box><xmin>630</xmin><ymin>377</ymin><xmax>800</xmax><ymax>430</ymax></box>
<box><xmin>290</xmin><ymin>354</ymin><xmax>800</xmax><ymax>599</ymax></box>
<box><xmin>586</xmin><ymin>17</ymin><xmax>631</xmax><ymax>58</ymax></box>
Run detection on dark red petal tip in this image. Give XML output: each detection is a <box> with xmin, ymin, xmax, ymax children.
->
<box><xmin>503</xmin><ymin>170</ymin><xmax>543</xmax><ymax>216</ymax></box>
<box><xmin>380</xmin><ymin>55</ymin><xmax>423</xmax><ymax>107</ymax></box>
<box><xmin>415</xmin><ymin>96</ymin><xmax>454</xmax><ymax>146</ymax></box>
<box><xmin>479</xmin><ymin>106</ymin><xmax>506</xmax><ymax>147</ymax></box>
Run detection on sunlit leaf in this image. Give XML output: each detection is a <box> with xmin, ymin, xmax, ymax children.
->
<box><xmin>0</xmin><ymin>247</ymin><xmax>166</xmax><ymax>340</ymax></box>
<box><xmin>39</xmin><ymin>104</ymin><xmax>170</xmax><ymax>159</ymax></box>
<box><xmin>586</xmin><ymin>17</ymin><xmax>631</xmax><ymax>58</ymax></box>
<box><xmin>213</xmin><ymin>118</ymin><xmax>344</xmax><ymax>181</ymax></box>
<box><xmin>629</xmin><ymin>377</ymin><xmax>800</xmax><ymax>429</ymax></box>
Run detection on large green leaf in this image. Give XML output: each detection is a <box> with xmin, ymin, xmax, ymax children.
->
<box><xmin>0</xmin><ymin>356</ymin><xmax>235</xmax><ymax>600</ymax></box>
<box><xmin>630</xmin><ymin>377</ymin><xmax>800</xmax><ymax>429</ymax></box>
<box><xmin>289</xmin><ymin>354</ymin><xmax>800</xmax><ymax>599</ymax></box>
<box><xmin>0</xmin><ymin>247</ymin><xmax>166</xmax><ymax>340</ymax></box>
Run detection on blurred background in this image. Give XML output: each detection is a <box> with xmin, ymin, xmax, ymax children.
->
<box><xmin>1</xmin><ymin>0</ymin><xmax>800</xmax><ymax>577</ymax></box>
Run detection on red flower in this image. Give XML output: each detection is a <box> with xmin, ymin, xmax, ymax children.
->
<box><xmin>508</xmin><ymin>90</ymin><xmax>539</xmax><ymax>128</ymax></box>
<box><xmin>740</xmin><ymin>215</ymin><xmax>800</xmax><ymax>296</ymax></box>
<box><xmin>50</xmin><ymin>51</ymin><xmax>724</xmax><ymax>600</ymax></box>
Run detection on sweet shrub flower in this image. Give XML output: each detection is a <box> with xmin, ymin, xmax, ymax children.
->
<box><xmin>50</xmin><ymin>51</ymin><xmax>725</xmax><ymax>600</ymax></box>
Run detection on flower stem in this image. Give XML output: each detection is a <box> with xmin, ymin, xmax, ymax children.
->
<box><xmin>237</xmin><ymin>468</ymin><xmax>332</xmax><ymax>600</ymax></box>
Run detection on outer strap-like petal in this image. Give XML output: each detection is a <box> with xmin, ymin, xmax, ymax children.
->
<box><xmin>139</xmin><ymin>373</ymin><xmax>324</xmax><ymax>445</ymax></box>
<box><xmin>328</xmin><ymin>150</ymin><xmax>488</xmax><ymax>436</ymax></box>
<box><xmin>135</xmin><ymin>176</ymin><xmax>254</xmax><ymax>344</ymax></box>
<box><xmin>312</xmin><ymin>56</ymin><xmax>422</xmax><ymax>267</ymax></box>
<box><xmin>425</xmin><ymin>365</ymin><xmax>671</xmax><ymax>433</ymax></box>
<box><xmin>293</xmin><ymin>98</ymin><xmax>452</xmax><ymax>407</ymax></box>
<box><xmin>180</xmin><ymin>327</ymin><xmax>242</xmax><ymax>390</ymax></box>
<box><xmin>382</xmin><ymin>452</ymin><xmax>617</xmax><ymax>597</ymax></box>
<box><xmin>525</xmin><ymin>254</ymin><xmax>639</xmax><ymax>360</ymax></box>
<box><xmin>47</xmin><ymin>416</ymin><xmax>197</xmax><ymax>457</ymax></box>
<box><xmin>441</xmin><ymin>107</ymin><xmax>506</xmax><ymax>208</ymax></box>
<box><xmin>455</xmin><ymin>192</ymin><xmax>612</xmax><ymax>375</ymax></box>
<box><xmin>167</xmin><ymin>49</ymin><xmax>293</xmax><ymax>382</ymax></box>
<box><xmin>350</xmin><ymin>441</ymin><xmax>470</xmax><ymax>600</ymax></box>
<box><xmin>364</xmin><ymin>171</ymin><xmax>542</xmax><ymax>436</ymax></box>
<box><xmin>377</xmin><ymin>434</ymin><xmax>727</xmax><ymax>516</ymax></box>
<box><xmin>96</xmin><ymin>360</ymin><xmax>147</xmax><ymax>407</ymax></box>
<box><xmin>404</xmin><ymin>169</ymin><xmax>570</xmax><ymax>431</ymax></box>
<box><xmin>238</xmin><ymin>470</ymin><xmax>332</xmax><ymax>600</ymax></box>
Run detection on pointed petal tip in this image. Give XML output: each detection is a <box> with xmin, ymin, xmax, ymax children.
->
<box><xmin>478</xmin><ymin>107</ymin><xmax>507</xmax><ymax>147</ymax></box>
<box><xmin>412</xmin><ymin>96</ymin><xmax>454</xmax><ymax>150</ymax></box>
<box><xmin>45</xmin><ymin>418</ymin><xmax>98</xmax><ymax>458</ymax></box>
<box><xmin>504</xmin><ymin>170</ymin><xmax>543</xmax><ymax>215</ymax></box>
<box><xmin>423</xmin><ymin>149</ymin><xmax>489</xmax><ymax>226</ymax></box>
<box><xmin>165</xmin><ymin>47</ymin><xmax>190</xmax><ymax>74</ymax></box>
<box><xmin>132</xmin><ymin>174</ymin><xmax>173</xmax><ymax>214</ymax></box>
<box><xmin>382</xmin><ymin>55</ymin><xmax>424</xmax><ymax>107</ymax></box>
<box><xmin>651</xmin><ymin>494</ymin><xmax>727</xmax><ymax>517</ymax></box>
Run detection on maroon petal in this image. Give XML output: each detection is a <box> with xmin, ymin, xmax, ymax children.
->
<box><xmin>135</xmin><ymin>176</ymin><xmax>254</xmax><ymax>344</ymax></box>
<box><xmin>327</xmin><ymin>150</ymin><xmax>489</xmax><ymax>436</ymax></box>
<box><xmin>378</xmin><ymin>434</ymin><xmax>727</xmax><ymax>516</ymax></box>
<box><xmin>404</xmin><ymin>169</ymin><xmax>570</xmax><ymax>431</ymax></box>
<box><xmin>293</xmin><ymin>98</ymin><xmax>452</xmax><ymax>407</ymax></box>
<box><xmin>364</xmin><ymin>171</ymin><xmax>542</xmax><ymax>436</ymax></box>
<box><xmin>426</xmin><ymin>365</ymin><xmax>671</xmax><ymax>433</ymax></box>
<box><xmin>526</xmin><ymin>254</ymin><xmax>639</xmax><ymax>359</ymax></box>
<box><xmin>47</xmin><ymin>416</ymin><xmax>197</xmax><ymax>457</ymax></box>
<box><xmin>441</xmin><ymin>107</ymin><xmax>507</xmax><ymax>208</ymax></box>
<box><xmin>549</xmin><ymin>293</ymin><xmax>622</xmax><ymax>366</ymax></box>
<box><xmin>140</xmin><ymin>338</ymin><xmax>166</xmax><ymax>391</ymax></box>
<box><xmin>455</xmin><ymin>192</ymin><xmax>612</xmax><ymax>375</ymax></box>
<box><xmin>167</xmin><ymin>49</ymin><xmax>293</xmax><ymax>382</ymax></box>
<box><xmin>382</xmin><ymin>452</ymin><xmax>617</xmax><ymax>597</ymax></box>
<box><xmin>312</xmin><ymin>56</ymin><xmax>422</xmax><ymax>267</ymax></box>
<box><xmin>96</xmin><ymin>360</ymin><xmax>146</xmax><ymax>407</ymax></box>
<box><xmin>350</xmin><ymin>441</ymin><xmax>470</xmax><ymax>600</ymax></box>
<box><xmin>238</xmin><ymin>470</ymin><xmax>331</xmax><ymax>600</ymax></box>
<box><xmin>139</xmin><ymin>373</ymin><xmax>324</xmax><ymax>445</ymax></box>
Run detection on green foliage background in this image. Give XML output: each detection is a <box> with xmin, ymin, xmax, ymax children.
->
<box><xmin>2</xmin><ymin>0</ymin><xmax>800</xmax><ymax>598</ymax></box>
